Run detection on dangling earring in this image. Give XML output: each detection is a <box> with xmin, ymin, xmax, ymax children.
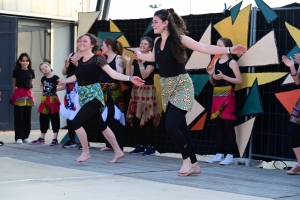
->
<box><xmin>163</xmin><ymin>27</ymin><xmax>166</xmax><ymax>31</ymax></box>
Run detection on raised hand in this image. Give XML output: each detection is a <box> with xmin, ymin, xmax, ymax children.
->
<box><xmin>123</xmin><ymin>51</ymin><xmax>131</xmax><ymax>62</ymax></box>
<box><xmin>212</xmin><ymin>70</ymin><xmax>224</xmax><ymax>80</ymax></box>
<box><xmin>70</xmin><ymin>54</ymin><xmax>79</xmax><ymax>66</ymax></box>
<box><xmin>282</xmin><ymin>55</ymin><xmax>294</xmax><ymax>68</ymax></box>
<box><xmin>206</xmin><ymin>65</ymin><xmax>215</xmax><ymax>75</ymax></box>
<box><xmin>130</xmin><ymin>76</ymin><xmax>145</xmax><ymax>86</ymax></box>
<box><xmin>231</xmin><ymin>44</ymin><xmax>247</xmax><ymax>54</ymax></box>
<box><xmin>134</xmin><ymin>50</ymin><xmax>141</xmax><ymax>60</ymax></box>
<box><xmin>64</xmin><ymin>59</ymin><xmax>70</xmax><ymax>68</ymax></box>
<box><xmin>294</xmin><ymin>53</ymin><xmax>300</xmax><ymax>65</ymax></box>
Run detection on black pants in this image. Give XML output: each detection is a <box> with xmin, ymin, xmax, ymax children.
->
<box><xmin>72</xmin><ymin>99</ymin><xmax>107</xmax><ymax>133</ymax></box>
<box><xmin>104</xmin><ymin>93</ymin><xmax>124</xmax><ymax>150</ymax></box>
<box><xmin>14</xmin><ymin>105</ymin><xmax>32</xmax><ymax>141</ymax></box>
<box><xmin>287</xmin><ymin>121</ymin><xmax>300</xmax><ymax>148</ymax></box>
<box><xmin>215</xmin><ymin>117</ymin><xmax>236</xmax><ymax>155</ymax></box>
<box><xmin>165</xmin><ymin>103</ymin><xmax>197</xmax><ymax>164</ymax></box>
<box><xmin>67</xmin><ymin>119</ymin><xmax>76</xmax><ymax>140</ymax></box>
<box><xmin>132</xmin><ymin>117</ymin><xmax>156</xmax><ymax>147</ymax></box>
<box><xmin>40</xmin><ymin>113</ymin><xmax>60</xmax><ymax>133</ymax></box>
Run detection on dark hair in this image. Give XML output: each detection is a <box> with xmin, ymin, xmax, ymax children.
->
<box><xmin>78</xmin><ymin>33</ymin><xmax>101</xmax><ymax>54</ymax></box>
<box><xmin>140</xmin><ymin>36</ymin><xmax>154</xmax><ymax>48</ymax></box>
<box><xmin>14</xmin><ymin>53</ymin><xmax>33</xmax><ymax>70</ymax></box>
<box><xmin>154</xmin><ymin>8</ymin><xmax>189</xmax><ymax>63</ymax></box>
<box><xmin>39</xmin><ymin>62</ymin><xmax>53</xmax><ymax>72</ymax></box>
<box><xmin>218</xmin><ymin>37</ymin><xmax>233</xmax><ymax>58</ymax></box>
<box><xmin>103</xmin><ymin>37</ymin><xmax>123</xmax><ymax>55</ymax></box>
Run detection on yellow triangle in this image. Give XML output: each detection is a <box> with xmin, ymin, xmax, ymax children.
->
<box><xmin>285</xmin><ymin>22</ymin><xmax>300</xmax><ymax>48</ymax></box>
<box><xmin>235</xmin><ymin>73</ymin><xmax>287</xmax><ymax>91</ymax></box>
<box><xmin>213</xmin><ymin>4</ymin><xmax>251</xmax><ymax>48</ymax></box>
<box><xmin>117</xmin><ymin>35</ymin><xmax>130</xmax><ymax>47</ymax></box>
<box><xmin>110</xmin><ymin>20</ymin><xmax>121</xmax><ymax>32</ymax></box>
<box><xmin>235</xmin><ymin>117</ymin><xmax>256</xmax><ymax>158</ymax></box>
<box><xmin>154</xmin><ymin>74</ymin><xmax>163</xmax><ymax>113</ymax></box>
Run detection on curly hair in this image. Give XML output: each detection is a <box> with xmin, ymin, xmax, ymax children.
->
<box><xmin>78</xmin><ymin>33</ymin><xmax>101</xmax><ymax>54</ymax></box>
<box><xmin>154</xmin><ymin>8</ymin><xmax>189</xmax><ymax>63</ymax></box>
<box><xmin>14</xmin><ymin>53</ymin><xmax>33</xmax><ymax>70</ymax></box>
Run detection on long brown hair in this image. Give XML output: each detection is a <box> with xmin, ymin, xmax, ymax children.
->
<box><xmin>103</xmin><ymin>37</ymin><xmax>123</xmax><ymax>55</ymax></box>
<box><xmin>14</xmin><ymin>53</ymin><xmax>33</xmax><ymax>70</ymax></box>
<box><xmin>78</xmin><ymin>33</ymin><xmax>101</xmax><ymax>54</ymax></box>
<box><xmin>154</xmin><ymin>8</ymin><xmax>189</xmax><ymax>63</ymax></box>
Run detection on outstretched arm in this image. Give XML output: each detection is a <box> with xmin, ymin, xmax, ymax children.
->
<box><xmin>57</xmin><ymin>75</ymin><xmax>77</xmax><ymax>86</ymax></box>
<box><xmin>181</xmin><ymin>35</ymin><xmax>246</xmax><ymax>55</ymax></box>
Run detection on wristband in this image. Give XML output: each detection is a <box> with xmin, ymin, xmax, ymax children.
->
<box><xmin>291</xmin><ymin>72</ymin><xmax>298</xmax><ymax>77</ymax></box>
<box><xmin>139</xmin><ymin>67</ymin><xmax>145</xmax><ymax>70</ymax></box>
<box><xmin>227</xmin><ymin>47</ymin><xmax>231</xmax><ymax>54</ymax></box>
<box><xmin>128</xmin><ymin>76</ymin><xmax>132</xmax><ymax>81</ymax></box>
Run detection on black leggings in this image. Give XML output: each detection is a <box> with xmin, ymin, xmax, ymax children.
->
<box><xmin>14</xmin><ymin>105</ymin><xmax>32</xmax><ymax>140</ymax></box>
<box><xmin>73</xmin><ymin>99</ymin><xmax>107</xmax><ymax>132</ymax></box>
<box><xmin>215</xmin><ymin>117</ymin><xmax>236</xmax><ymax>154</ymax></box>
<box><xmin>104</xmin><ymin>93</ymin><xmax>124</xmax><ymax>149</ymax></box>
<box><xmin>67</xmin><ymin>119</ymin><xmax>75</xmax><ymax>140</ymax></box>
<box><xmin>165</xmin><ymin>103</ymin><xmax>197</xmax><ymax>164</ymax></box>
<box><xmin>287</xmin><ymin>121</ymin><xmax>300</xmax><ymax>148</ymax></box>
<box><xmin>132</xmin><ymin>117</ymin><xmax>156</xmax><ymax>147</ymax></box>
<box><xmin>40</xmin><ymin>113</ymin><xmax>60</xmax><ymax>133</ymax></box>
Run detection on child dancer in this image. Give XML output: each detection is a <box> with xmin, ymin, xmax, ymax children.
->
<box><xmin>31</xmin><ymin>62</ymin><xmax>63</xmax><ymax>146</ymax></box>
<box><xmin>205</xmin><ymin>37</ymin><xmax>242</xmax><ymax>165</ymax></box>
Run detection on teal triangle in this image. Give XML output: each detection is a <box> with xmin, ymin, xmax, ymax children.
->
<box><xmin>230</xmin><ymin>1</ymin><xmax>243</xmax><ymax>24</ymax></box>
<box><xmin>60</xmin><ymin>132</ymin><xmax>80</xmax><ymax>144</ymax></box>
<box><xmin>142</xmin><ymin>21</ymin><xmax>153</xmax><ymax>36</ymax></box>
<box><xmin>255</xmin><ymin>0</ymin><xmax>278</xmax><ymax>24</ymax></box>
<box><xmin>239</xmin><ymin>79</ymin><xmax>263</xmax><ymax>116</ymax></box>
<box><xmin>97</xmin><ymin>32</ymin><xmax>124</xmax><ymax>42</ymax></box>
<box><xmin>189</xmin><ymin>74</ymin><xmax>210</xmax><ymax>96</ymax></box>
<box><xmin>286</xmin><ymin>45</ymin><xmax>300</xmax><ymax>64</ymax></box>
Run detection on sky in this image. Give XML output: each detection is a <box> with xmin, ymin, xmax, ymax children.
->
<box><xmin>90</xmin><ymin>0</ymin><xmax>298</xmax><ymax>20</ymax></box>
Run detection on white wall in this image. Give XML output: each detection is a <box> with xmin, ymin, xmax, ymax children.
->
<box><xmin>51</xmin><ymin>22</ymin><xmax>71</xmax><ymax>128</ymax></box>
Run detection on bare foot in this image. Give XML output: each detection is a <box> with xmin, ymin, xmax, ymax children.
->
<box><xmin>75</xmin><ymin>153</ymin><xmax>91</xmax><ymax>162</ymax></box>
<box><xmin>100</xmin><ymin>147</ymin><xmax>113</xmax><ymax>151</ymax></box>
<box><xmin>178</xmin><ymin>163</ymin><xmax>192</xmax><ymax>174</ymax></box>
<box><xmin>108</xmin><ymin>151</ymin><xmax>125</xmax><ymax>164</ymax></box>
<box><xmin>178</xmin><ymin>163</ymin><xmax>201</xmax><ymax>177</ymax></box>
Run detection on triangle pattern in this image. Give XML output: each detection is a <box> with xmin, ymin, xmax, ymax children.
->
<box><xmin>143</xmin><ymin>21</ymin><xmax>153</xmax><ymax>36</ymax></box>
<box><xmin>230</xmin><ymin>1</ymin><xmax>243</xmax><ymax>24</ymax></box>
<box><xmin>109</xmin><ymin>20</ymin><xmax>121</xmax><ymax>32</ymax></box>
<box><xmin>235</xmin><ymin>117</ymin><xmax>256</xmax><ymax>157</ymax></box>
<box><xmin>214</xmin><ymin>5</ymin><xmax>251</xmax><ymax>49</ymax></box>
<box><xmin>237</xmin><ymin>30</ymin><xmax>278</xmax><ymax>67</ymax></box>
<box><xmin>78</xmin><ymin>11</ymin><xmax>101</xmax><ymax>37</ymax></box>
<box><xmin>97</xmin><ymin>32</ymin><xmax>124</xmax><ymax>42</ymax></box>
<box><xmin>239</xmin><ymin>79</ymin><xmax>263</xmax><ymax>116</ymax></box>
<box><xmin>189</xmin><ymin>74</ymin><xmax>210</xmax><ymax>96</ymax></box>
<box><xmin>285</xmin><ymin>22</ymin><xmax>300</xmax><ymax>48</ymax></box>
<box><xmin>275</xmin><ymin>89</ymin><xmax>300</xmax><ymax>114</ymax></box>
<box><xmin>286</xmin><ymin>45</ymin><xmax>300</xmax><ymax>64</ymax></box>
<box><xmin>254</xmin><ymin>0</ymin><xmax>278</xmax><ymax>23</ymax></box>
<box><xmin>185</xmin><ymin>24</ymin><xmax>211</xmax><ymax>70</ymax></box>
<box><xmin>235</xmin><ymin>72</ymin><xmax>287</xmax><ymax>91</ymax></box>
<box><xmin>281</xmin><ymin>74</ymin><xmax>295</xmax><ymax>86</ymax></box>
<box><xmin>186</xmin><ymin>99</ymin><xmax>205</xmax><ymax>125</ymax></box>
<box><xmin>190</xmin><ymin>112</ymin><xmax>207</xmax><ymax>131</ymax></box>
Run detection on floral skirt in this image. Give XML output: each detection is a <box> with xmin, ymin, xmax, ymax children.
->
<box><xmin>101</xmin><ymin>82</ymin><xmax>125</xmax><ymax>125</ymax></box>
<box><xmin>10</xmin><ymin>88</ymin><xmax>35</xmax><ymax>106</ymax></box>
<box><xmin>77</xmin><ymin>83</ymin><xmax>105</xmax><ymax>111</ymax></box>
<box><xmin>160</xmin><ymin>73</ymin><xmax>194</xmax><ymax>112</ymax></box>
<box><xmin>60</xmin><ymin>82</ymin><xmax>81</xmax><ymax>120</ymax></box>
<box><xmin>290</xmin><ymin>97</ymin><xmax>300</xmax><ymax>124</ymax></box>
<box><xmin>211</xmin><ymin>85</ymin><xmax>236</xmax><ymax>120</ymax></box>
<box><xmin>38</xmin><ymin>94</ymin><xmax>60</xmax><ymax>114</ymax></box>
<box><xmin>126</xmin><ymin>85</ymin><xmax>161</xmax><ymax>128</ymax></box>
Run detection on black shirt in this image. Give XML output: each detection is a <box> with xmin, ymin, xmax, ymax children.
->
<box><xmin>214</xmin><ymin>58</ymin><xmax>235</xmax><ymax>87</ymax></box>
<box><xmin>66</xmin><ymin>53</ymin><xmax>77</xmax><ymax>78</ymax></box>
<box><xmin>75</xmin><ymin>55</ymin><xmax>108</xmax><ymax>86</ymax></box>
<box><xmin>155</xmin><ymin>36</ymin><xmax>186</xmax><ymax>77</ymax></box>
<box><xmin>13</xmin><ymin>69</ymin><xmax>35</xmax><ymax>89</ymax></box>
<box><xmin>100</xmin><ymin>55</ymin><xmax>119</xmax><ymax>83</ymax></box>
<box><xmin>41</xmin><ymin>75</ymin><xmax>60</xmax><ymax>96</ymax></box>
<box><xmin>132</xmin><ymin>60</ymin><xmax>155</xmax><ymax>85</ymax></box>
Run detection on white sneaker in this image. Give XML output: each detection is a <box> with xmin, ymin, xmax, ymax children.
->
<box><xmin>206</xmin><ymin>153</ymin><xmax>224</xmax><ymax>163</ymax></box>
<box><xmin>23</xmin><ymin>138</ymin><xmax>31</xmax><ymax>143</ymax></box>
<box><xmin>16</xmin><ymin>139</ymin><xmax>23</xmax><ymax>144</ymax></box>
<box><xmin>220</xmin><ymin>154</ymin><xmax>234</xmax><ymax>165</ymax></box>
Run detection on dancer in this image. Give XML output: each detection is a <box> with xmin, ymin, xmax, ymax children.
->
<box><xmin>282</xmin><ymin>54</ymin><xmax>300</xmax><ymax>174</ymax></box>
<box><xmin>99</xmin><ymin>37</ymin><xmax>125</xmax><ymax>151</ymax></box>
<box><xmin>60</xmin><ymin>46</ymin><xmax>82</xmax><ymax>148</ymax></box>
<box><xmin>134</xmin><ymin>9</ymin><xmax>246</xmax><ymax>176</ymax></box>
<box><xmin>205</xmin><ymin>37</ymin><xmax>242</xmax><ymax>165</ymax></box>
<box><xmin>10</xmin><ymin>53</ymin><xmax>35</xmax><ymax>144</ymax></box>
<box><xmin>57</xmin><ymin>33</ymin><xmax>144</xmax><ymax>163</ymax></box>
<box><xmin>124</xmin><ymin>36</ymin><xmax>161</xmax><ymax>156</ymax></box>
<box><xmin>31</xmin><ymin>62</ymin><xmax>63</xmax><ymax>146</ymax></box>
